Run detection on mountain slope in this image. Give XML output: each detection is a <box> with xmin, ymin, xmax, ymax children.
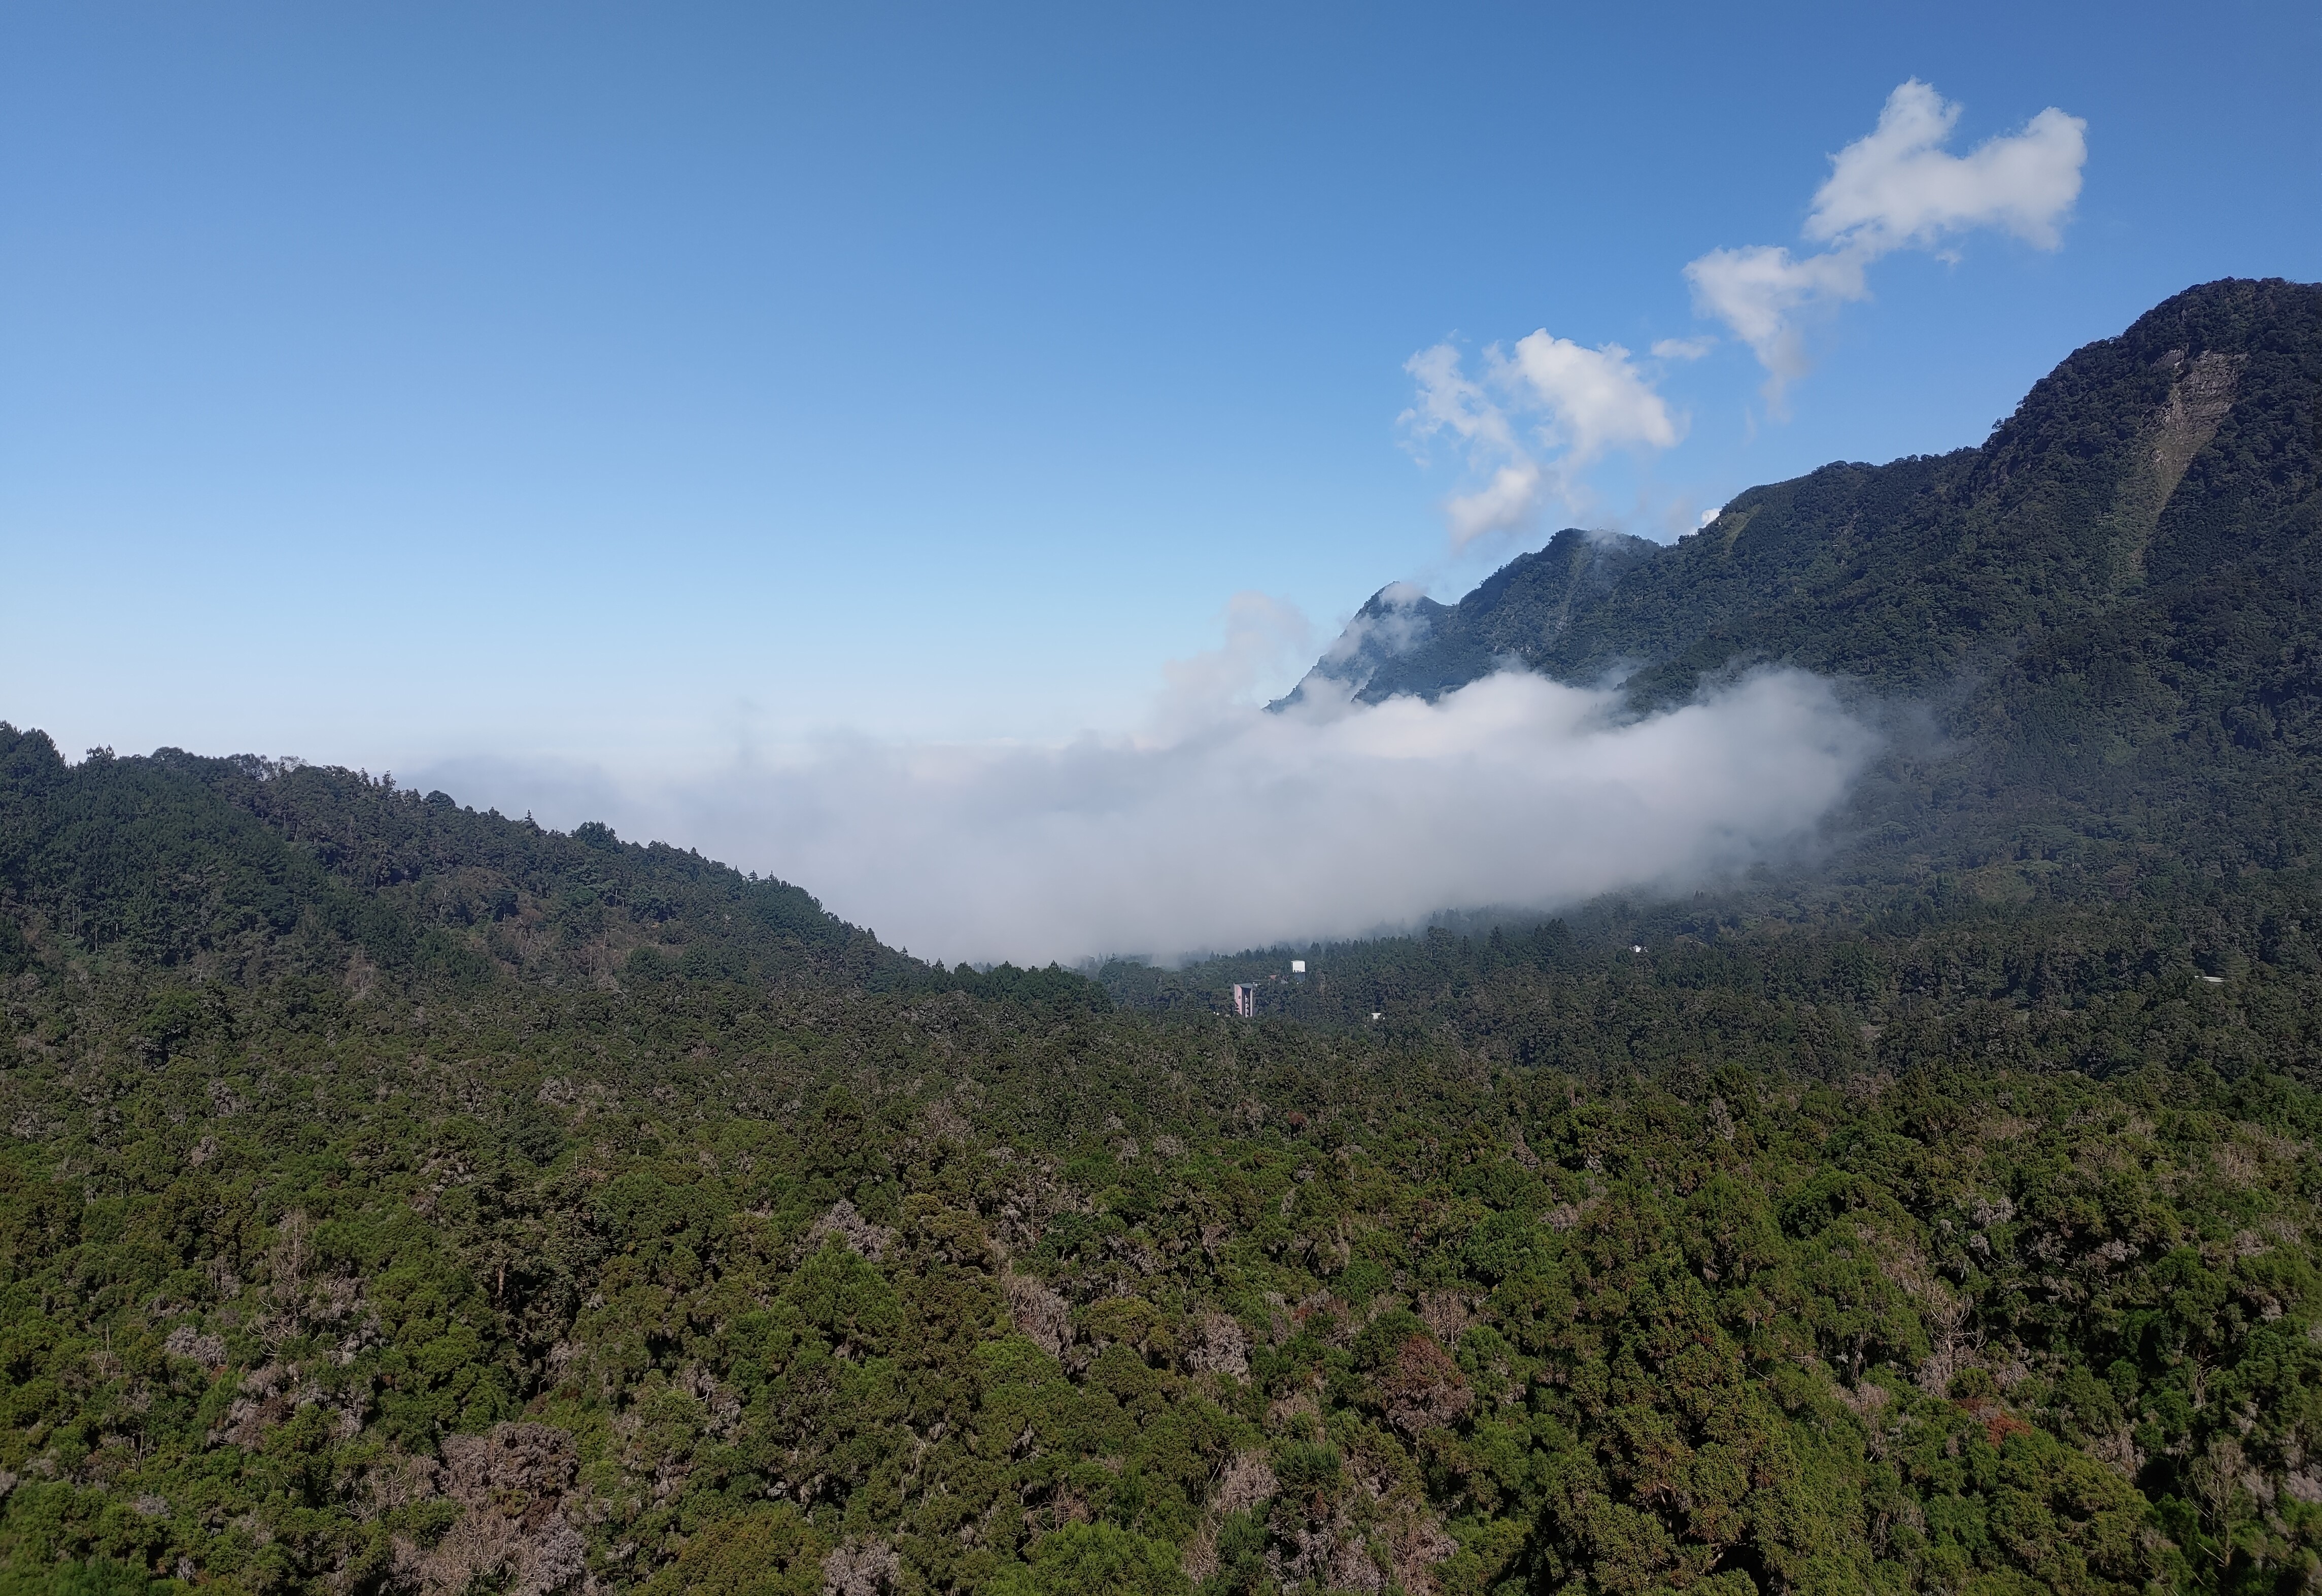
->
<box><xmin>7</xmin><ymin>727</ymin><xmax>2322</xmax><ymax>1594</ymax></box>
<box><xmin>1272</xmin><ymin>532</ymin><xmax>1659</xmax><ymax>707</ymax></box>
<box><xmin>9</xmin><ymin>280</ymin><xmax>2322</xmax><ymax>1596</ymax></box>
<box><xmin>1285</xmin><ymin>277</ymin><xmax>2322</xmax><ymax>890</ymax></box>
<box><xmin>0</xmin><ymin>725</ymin><xmax>1109</xmax><ymax>1014</ymax></box>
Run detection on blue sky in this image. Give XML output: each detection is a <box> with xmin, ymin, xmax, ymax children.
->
<box><xmin>6</xmin><ymin>0</ymin><xmax>2319</xmax><ymax>781</ymax></box>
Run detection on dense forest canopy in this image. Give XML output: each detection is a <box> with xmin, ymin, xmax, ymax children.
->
<box><xmin>4</xmin><ymin>278</ymin><xmax>2322</xmax><ymax>1596</ymax></box>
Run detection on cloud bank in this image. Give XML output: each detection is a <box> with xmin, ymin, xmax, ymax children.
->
<box><xmin>419</xmin><ymin>637</ymin><xmax>1877</xmax><ymax>966</ymax></box>
<box><xmin>1686</xmin><ymin>80</ymin><xmax>2087</xmax><ymax>403</ymax></box>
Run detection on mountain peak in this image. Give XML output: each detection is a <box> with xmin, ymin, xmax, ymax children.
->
<box><xmin>1275</xmin><ymin>528</ymin><xmax>1662</xmax><ymax>708</ymax></box>
<box><xmin>1276</xmin><ymin>277</ymin><xmax>2322</xmax><ymax>881</ymax></box>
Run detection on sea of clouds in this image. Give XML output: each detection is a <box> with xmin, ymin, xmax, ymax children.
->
<box><xmin>415</xmin><ymin>608</ymin><xmax>1878</xmax><ymax>965</ymax></box>
<box><xmin>405</xmin><ymin>77</ymin><xmax>2089</xmax><ymax>963</ymax></box>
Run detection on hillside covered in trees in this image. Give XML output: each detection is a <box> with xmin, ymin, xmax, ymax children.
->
<box><xmin>5</xmin><ymin>278</ymin><xmax>2322</xmax><ymax>1596</ymax></box>
<box><xmin>1283</xmin><ymin>278</ymin><xmax>2322</xmax><ymax>905</ymax></box>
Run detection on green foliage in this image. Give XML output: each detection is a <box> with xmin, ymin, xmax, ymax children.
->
<box><xmin>3</xmin><ymin>278</ymin><xmax>2321</xmax><ymax>1594</ymax></box>
<box><xmin>634</xmin><ymin>1504</ymin><xmax>826</xmax><ymax>1596</ymax></box>
<box><xmin>0</xmin><ymin>1562</ymin><xmax>170</xmax><ymax>1596</ymax></box>
<box><xmin>1290</xmin><ymin>277</ymin><xmax>2322</xmax><ymax>912</ymax></box>
<box><xmin>993</xmin><ymin>1521</ymin><xmax>1189</xmax><ymax>1596</ymax></box>
<box><xmin>4</xmin><ymin>880</ymin><xmax>2317</xmax><ymax>1595</ymax></box>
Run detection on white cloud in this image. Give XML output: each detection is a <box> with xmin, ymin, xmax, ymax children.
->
<box><xmin>1152</xmin><ymin>590</ymin><xmax>1313</xmax><ymax>737</ymax></box>
<box><xmin>416</xmin><ymin>624</ymin><xmax>1877</xmax><ymax>965</ymax></box>
<box><xmin>1444</xmin><ymin>460</ymin><xmax>1545</xmax><ymax>547</ymax></box>
<box><xmin>1503</xmin><ymin>332</ymin><xmax>1682</xmax><ymax>458</ymax></box>
<box><xmin>1685</xmin><ymin>80</ymin><xmax>2086</xmax><ymax>402</ymax></box>
<box><xmin>1320</xmin><ymin>582</ymin><xmax>1432</xmax><ymax>668</ymax></box>
<box><xmin>1402</xmin><ymin>334</ymin><xmax>1682</xmax><ymax>549</ymax></box>
<box><xmin>1650</xmin><ymin>336</ymin><xmax>1716</xmax><ymax>361</ymax></box>
<box><xmin>1683</xmin><ymin>244</ymin><xmax>1870</xmax><ymax>396</ymax></box>
<box><xmin>1806</xmin><ymin>80</ymin><xmax>2087</xmax><ymax>253</ymax></box>
<box><xmin>1399</xmin><ymin>341</ymin><xmax>1516</xmax><ymax>457</ymax></box>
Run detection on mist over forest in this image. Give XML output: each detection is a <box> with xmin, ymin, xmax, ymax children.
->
<box><xmin>4</xmin><ymin>279</ymin><xmax>2322</xmax><ymax>1596</ymax></box>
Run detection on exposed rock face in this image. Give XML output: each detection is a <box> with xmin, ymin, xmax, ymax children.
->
<box><xmin>2102</xmin><ymin>345</ymin><xmax>2245</xmax><ymax>588</ymax></box>
<box><xmin>1281</xmin><ymin>278</ymin><xmax>2322</xmax><ymax>732</ymax></box>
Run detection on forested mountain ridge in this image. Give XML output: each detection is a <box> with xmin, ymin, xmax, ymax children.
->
<box><xmin>0</xmin><ymin>727</ymin><xmax>1096</xmax><ymax>1013</ymax></box>
<box><xmin>1275</xmin><ymin>535</ymin><xmax>1660</xmax><ymax>712</ymax></box>
<box><xmin>7</xmin><ymin>279</ymin><xmax>2322</xmax><ymax>1596</ymax></box>
<box><xmin>1294</xmin><ymin>278</ymin><xmax>2321</xmax><ymax>712</ymax></box>
<box><xmin>1283</xmin><ymin>278</ymin><xmax>2322</xmax><ymax>889</ymax></box>
<box><xmin>8</xmin><ymin>809</ymin><xmax>2322</xmax><ymax>1596</ymax></box>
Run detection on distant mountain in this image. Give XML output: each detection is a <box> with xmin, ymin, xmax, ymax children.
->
<box><xmin>1272</xmin><ymin>534</ymin><xmax>1660</xmax><ymax>707</ymax></box>
<box><xmin>12</xmin><ymin>285</ymin><xmax>2322</xmax><ymax>1596</ymax></box>
<box><xmin>1285</xmin><ymin>277</ymin><xmax>2322</xmax><ymax>889</ymax></box>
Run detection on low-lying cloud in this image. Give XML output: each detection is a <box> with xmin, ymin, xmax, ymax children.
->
<box><xmin>417</xmin><ymin>638</ymin><xmax>1878</xmax><ymax>966</ymax></box>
